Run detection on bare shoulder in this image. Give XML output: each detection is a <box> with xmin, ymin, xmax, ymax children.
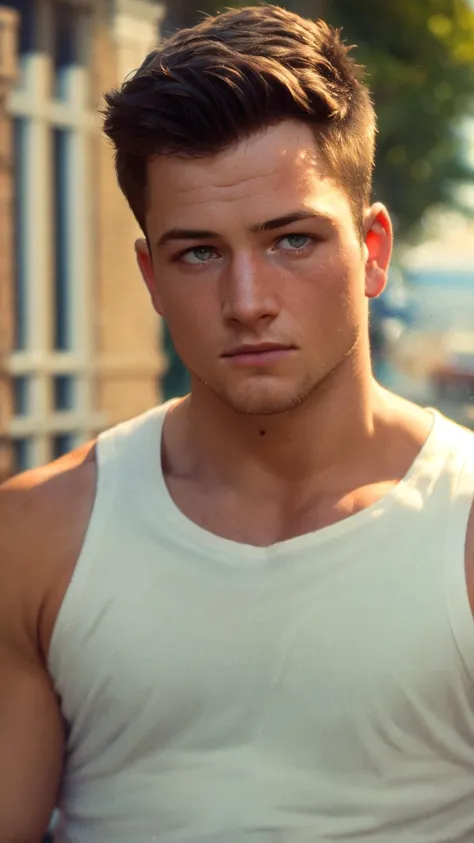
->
<box><xmin>0</xmin><ymin>448</ymin><xmax>96</xmax><ymax>839</ymax></box>
<box><xmin>0</xmin><ymin>442</ymin><xmax>97</xmax><ymax>661</ymax></box>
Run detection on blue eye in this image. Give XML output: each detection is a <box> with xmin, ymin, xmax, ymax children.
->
<box><xmin>181</xmin><ymin>246</ymin><xmax>218</xmax><ymax>265</ymax></box>
<box><xmin>278</xmin><ymin>234</ymin><xmax>313</xmax><ymax>251</ymax></box>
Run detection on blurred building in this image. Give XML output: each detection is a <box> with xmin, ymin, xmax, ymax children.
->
<box><xmin>396</xmin><ymin>217</ymin><xmax>474</xmax><ymax>428</ymax></box>
<box><xmin>0</xmin><ymin>0</ymin><xmax>166</xmax><ymax>481</ymax></box>
<box><xmin>405</xmin><ymin>220</ymin><xmax>474</xmax><ymax>335</ymax></box>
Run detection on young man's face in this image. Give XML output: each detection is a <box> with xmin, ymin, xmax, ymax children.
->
<box><xmin>138</xmin><ymin>120</ymin><xmax>391</xmax><ymax>416</ymax></box>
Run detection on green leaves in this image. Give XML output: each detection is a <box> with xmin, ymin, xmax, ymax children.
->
<box><xmin>327</xmin><ymin>0</ymin><xmax>474</xmax><ymax>241</ymax></box>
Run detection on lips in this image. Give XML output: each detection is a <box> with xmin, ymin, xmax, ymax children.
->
<box><xmin>223</xmin><ymin>343</ymin><xmax>293</xmax><ymax>357</ymax></box>
<box><xmin>221</xmin><ymin>343</ymin><xmax>296</xmax><ymax>368</ymax></box>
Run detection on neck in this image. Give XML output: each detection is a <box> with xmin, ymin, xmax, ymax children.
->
<box><xmin>171</xmin><ymin>351</ymin><xmax>389</xmax><ymax>500</ymax></box>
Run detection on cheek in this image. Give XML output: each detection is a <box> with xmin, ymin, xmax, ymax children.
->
<box><xmin>290</xmin><ymin>252</ymin><xmax>365</xmax><ymax>336</ymax></box>
<box><xmin>160</xmin><ymin>285</ymin><xmax>217</xmax><ymax>351</ymax></box>
<box><xmin>294</xmin><ymin>252</ymin><xmax>355</xmax><ymax>308</ymax></box>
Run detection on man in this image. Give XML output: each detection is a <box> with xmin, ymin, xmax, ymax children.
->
<box><xmin>2</xmin><ymin>5</ymin><xmax>474</xmax><ymax>842</ymax></box>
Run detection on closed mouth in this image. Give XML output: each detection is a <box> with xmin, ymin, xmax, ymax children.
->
<box><xmin>223</xmin><ymin>344</ymin><xmax>294</xmax><ymax>357</ymax></box>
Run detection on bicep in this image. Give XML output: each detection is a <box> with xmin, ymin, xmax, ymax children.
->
<box><xmin>0</xmin><ymin>645</ymin><xmax>65</xmax><ymax>843</ymax></box>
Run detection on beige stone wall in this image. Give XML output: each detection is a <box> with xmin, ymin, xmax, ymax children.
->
<box><xmin>0</xmin><ymin>6</ymin><xmax>18</xmax><ymax>481</ymax></box>
<box><xmin>1</xmin><ymin>0</ymin><xmax>166</xmax><ymax>476</ymax></box>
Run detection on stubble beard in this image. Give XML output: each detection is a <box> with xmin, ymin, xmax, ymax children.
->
<box><xmin>202</xmin><ymin>372</ymin><xmax>324</xmax><ymax>417</ymax></box>
<box><xmin>191</xmin><ymin>331</ymin><xmax>363</xmax><ymax>417</ymax></box>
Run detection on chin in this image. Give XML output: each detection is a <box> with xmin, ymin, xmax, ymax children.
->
<box><xmin>214</xmin><ymin>378</ymin><xmax>319</xmax><ymax>417</ymax></box>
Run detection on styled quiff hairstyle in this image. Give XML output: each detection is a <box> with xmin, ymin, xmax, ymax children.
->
<box><xmin>103</xmin><ymin>5</ymin><xmax>376</xmax><ymax>236</ymax></box>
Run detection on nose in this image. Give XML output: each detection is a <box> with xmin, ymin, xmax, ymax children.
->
<box><xmin>221</xmin><ymin>251</ymin><xmax>280</xmax><ymax>327</ymax></box>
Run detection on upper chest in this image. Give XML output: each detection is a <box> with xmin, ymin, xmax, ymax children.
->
<box><xmin>163</xmin><ymin>471</ymin><xmax>400</xmax><ymax>546</ymax></box>
<box><xmin>50</xmin><ymin>526</ymin><xmax>473</xmax><ymax>774</ymax></box>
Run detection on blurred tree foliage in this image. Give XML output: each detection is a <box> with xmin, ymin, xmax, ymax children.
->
<box><xmin>163</xmin><ymin>0</ymin><xmax>474</xmax><ymax>242</ymax></box>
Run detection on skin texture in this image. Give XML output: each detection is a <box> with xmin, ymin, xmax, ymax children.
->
<box><xmin>0</xmin><ymin>119</ymin><xmax>473</xmax><ymax>839</ymax></box>
<box><xmin>139</xmin><ymin>121</ymin><xmax>387</xmax><ymax>420</ymax></box>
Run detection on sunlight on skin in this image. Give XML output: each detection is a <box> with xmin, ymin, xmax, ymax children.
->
<box><xmin>136</xmin><ymin>121</ymin><xmax>391</xmax><ymax>425</ymax></box>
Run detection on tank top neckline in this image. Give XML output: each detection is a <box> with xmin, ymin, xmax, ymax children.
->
<box><xmin>140</xmin><ymin>401</ymin><xmax>445</xmax><ymax>562</ymax></box>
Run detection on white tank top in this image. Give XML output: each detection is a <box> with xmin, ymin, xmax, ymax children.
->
<box><xmin>49</xmin><ymin>401</ymin><xmax>474</xmax><ymax>843</ymax></box>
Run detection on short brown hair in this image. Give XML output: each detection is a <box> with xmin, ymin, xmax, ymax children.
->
<box><xmin>103</xmin><ymin>4</ymin><xmax>376</xmax><ymax>236</ymax></box>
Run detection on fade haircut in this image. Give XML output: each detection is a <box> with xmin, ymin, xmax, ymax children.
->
<box><xmin>103</xmin><ymin>4</ymin><xmax>376</xmax><ymax>237</ymax></box>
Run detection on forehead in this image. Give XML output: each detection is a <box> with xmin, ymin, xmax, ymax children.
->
<box><xmin>146</xmin><ymin>121</ymin><xmax>353</xmax><ymax>230</ymax></box>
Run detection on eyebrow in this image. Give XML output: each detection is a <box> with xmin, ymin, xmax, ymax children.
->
<box><xmin>156</xmin><ymin>211</ymin><xmax>332</xmax><ymax>248</ymax></box>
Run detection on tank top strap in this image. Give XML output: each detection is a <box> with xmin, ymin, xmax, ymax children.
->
<box><xmin>97</xmin><ymin>401</ymin><xmax>169</xmax><ymax>467</ymax></box>
<box><xmin>48</xmin><ymin>401</ymin><xmax>174</xmax><ymax>679</ymax></box>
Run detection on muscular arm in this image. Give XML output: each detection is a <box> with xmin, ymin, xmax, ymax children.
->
<box><xmin>0</xmin><ymin>644</ymin><xmax>64</xmax><ymax>842</ymax></box>
<box><xmin>0</xmin><ymin>445</ymin><xmax>96</xmax><ymax>842</ymax></box>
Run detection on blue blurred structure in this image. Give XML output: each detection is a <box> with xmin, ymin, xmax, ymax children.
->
<box><xmin>370</xmin><ymin>269</ymin><xmax>418</xmax><ymax>385</ymax></box>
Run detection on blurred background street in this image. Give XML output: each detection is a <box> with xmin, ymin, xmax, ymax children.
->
<box><xmin>0</xmin><ymin>0</ymin><xmax>474</xmax><ymax>487</ymax></box>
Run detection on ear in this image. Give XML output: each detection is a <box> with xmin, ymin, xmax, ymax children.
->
<box><xmin>363</xmin><ymin>204</ymin><xmax>393</xmax><ymax>300</ymax></box>
<box><xmin>135</xmin><ymin>238</ymin><xmax>164</xmax><ymax>316</ymax></box>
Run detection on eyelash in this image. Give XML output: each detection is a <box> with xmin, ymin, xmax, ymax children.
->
<box><xmin>173</xmin><ymin>234</ymin><xmax>316</xmax><ymax>265</ymax></box>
